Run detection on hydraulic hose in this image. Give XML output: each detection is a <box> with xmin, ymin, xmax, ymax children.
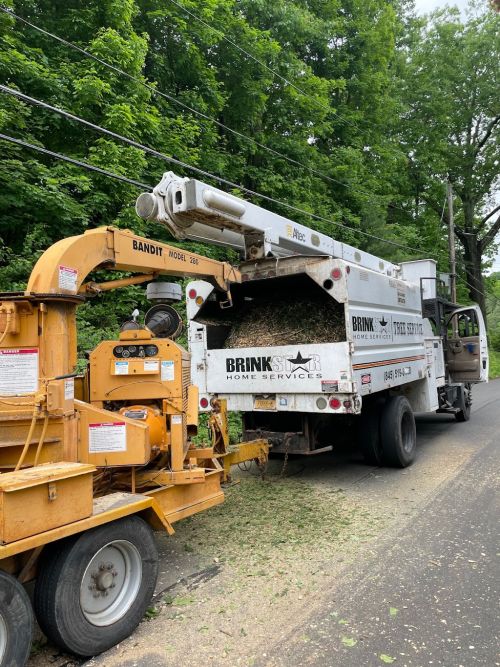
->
<box><xmin>14</xmin><ymin>405</ymin><xmax>39</xmax><ymax>472</ymax></box>
<box><xmin>33</xmin><ymin>412</ymin><xmax>49</xmax><ymax>467</ymax></box>
<box><xmin>0</xmin><ymin>310</ymin><xmax>12</xmax><ymax>346</ymax></box>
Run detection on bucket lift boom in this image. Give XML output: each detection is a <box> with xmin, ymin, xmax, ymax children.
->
<box><xmin>135</xmin><ymin>171</ymin><xmax>398</xmax><ymax>277</ymax></box>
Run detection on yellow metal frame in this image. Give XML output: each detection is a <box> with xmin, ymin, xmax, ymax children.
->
<box><xmin>0</xmin><ymin>226</ymin><xmax>268</xmax><ymax>584</ymax></box>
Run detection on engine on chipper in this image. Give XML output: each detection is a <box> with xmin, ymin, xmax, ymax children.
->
<box><xmin>82</xmin><ymin>281</ymin><xmax>240</xmax><ymax>494</ymax></box>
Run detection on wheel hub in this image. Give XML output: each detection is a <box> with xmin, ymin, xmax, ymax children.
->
<box><xmin>89</xmin><ymin>562</ymin><xmax>118</xmax><ymax>595</ymax></box>
<box><xmin>80</xmin><ymin>541</ymin><xmax>142</xmax><ymax>626</ymax></box>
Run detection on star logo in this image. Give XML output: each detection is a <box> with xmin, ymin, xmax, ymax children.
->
<box><xmin>289</xmin><ymin>351</ymin><xmax>312</xmax><ymax>372</ymax></box>
<box><xmin>378</xmin><ymin>316</ymin><xmax>389</xmax><ymax>331</ymax></box>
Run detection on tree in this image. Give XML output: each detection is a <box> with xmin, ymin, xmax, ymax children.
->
<box><xmin>399</xmin><ymin>3</ymin><xmax>500</xmax><ymax>317</ymax></box>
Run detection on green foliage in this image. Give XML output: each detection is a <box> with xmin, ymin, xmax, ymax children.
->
<box><xmin>485</xmin><ymin>273</ymin><xmax>500</xmax><ymax>377</ymax></box>
<box><xmin>0</xmin><ymin>0</ymin><xmax>498</xmax><ymax>352</ymax></box>
<box><xmin>398</xmin><ymin>3</ymin><xmax>500</xmax><ymax>313</ymax></box>
<box><xmin>489</xmin><ymin>349</ymin><xmax>500</xmax><ymax>379</ymax></box>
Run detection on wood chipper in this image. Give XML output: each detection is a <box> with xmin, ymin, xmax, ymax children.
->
<box><xmin>0</xmin><ymin>226</ymin><xmax>268</xmax><ymax>665</ymax></box>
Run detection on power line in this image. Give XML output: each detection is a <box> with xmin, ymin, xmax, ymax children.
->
<box><xmin>0</xmin><ymin>5</ymin><xmax>411</xmax><ymax>214</ymax></box>
<box><xmin>0</xmin><ymin>85</ymin><xmax>247</xmax><ymax>190</ymax></box>
<box><xmin>0</xmin><ymin>132</ymin><xmax>151</xmax><ymax>189</ymax></box>
<box><xmin>455</xmin><ymin>270</ymin><xmax>500</xmax><ymax>309</ymax></box>
<box><xmin>167</xmin><ymin>0</ymin><xmax>360</xmax><ymax>132</ymax></box>
<box><xmin>0</xmin><ymin>86</ymin><xmax>435</xmax><ymax>257</ymax></box>
<box><xmin>167</xmin><ymin>0</ymin><xmax>409</xmax><ymax>161</ymax></box>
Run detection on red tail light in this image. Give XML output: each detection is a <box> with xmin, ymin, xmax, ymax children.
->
<box><xmin>329</xmin><ymin>398</ymin><xmax>341</xmax><ymax>409</ymax></box>
<box><xmin>331</xmin><ymin>268</ymin><xmax>342</xmax><ymax>281</ymax></box>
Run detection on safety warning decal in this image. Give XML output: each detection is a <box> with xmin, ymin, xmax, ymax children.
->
<box><xmin>161</xmin><ymin>360</ymin><xmax>175</xmax><ymax>381</ymax></box>
<box><xmin>321</xmin><ymin>380</ymin><xmax>339</xmax><ymax>393</ymax></box>
<box><xmin>58</xmin><ymin>265</ymin><xmax>78</xmax><ymax>292</ymax></box>
<box><xmin>115</xmin><ymin>361</ymin><xmax>129</xmax><ymax>375</ymax></box>
<box><xmin>89</xmin><ymin>422</ymin><xmax>126</xmax><ymax>453</ymax></box>
<box><xmin>64</xmin><ymin>377</ymin><xmax>74</xmax><ymax>401</ymax></box>
<box><xmin>0</xmin><ymin>348</ymin><xmax>38</xmax><ymax>396</ymax></box>
<box><xmin>144</xmin><ymin>360</ymin><xmax>159</xmax><ymax>372</ymax></box>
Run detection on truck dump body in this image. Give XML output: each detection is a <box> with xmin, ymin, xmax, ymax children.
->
<box><xmin>189</xmin><ymin>256</ymin><xmax>445</xmax><ymax>428</ymax></box>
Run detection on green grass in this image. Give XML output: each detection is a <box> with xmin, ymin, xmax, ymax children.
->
<box><xmin>489</xmin><ymin>348</ymin><xmax>500</xmax><ymax>379</ymax></box>
<box><xmin>172</xmin><ymin>476</ymin><xmax>367</xmax><ymax>574</ymax></box>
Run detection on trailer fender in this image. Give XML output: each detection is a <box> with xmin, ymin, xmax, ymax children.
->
<box><xmin>139</xmin><ymin>497</ymin><xmax>175</xmax><ymax>535</ymax></box>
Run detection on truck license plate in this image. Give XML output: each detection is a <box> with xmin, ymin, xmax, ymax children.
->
<box><xmin>254</xmin><ymin>397</ymin><xmax>276</xmax><ymax>410</ymax></box>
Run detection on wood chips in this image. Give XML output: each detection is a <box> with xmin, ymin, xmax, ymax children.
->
<box><xmin>223</xmin><ymin>293</ymin><xmax>345</xmax><ymax>348</ymax></box>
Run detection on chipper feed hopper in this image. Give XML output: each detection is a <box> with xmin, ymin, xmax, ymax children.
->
<box><xmin>0</xmin><ymin>226</ymin><xmax>268</xmax><ymax>664</ymax></box>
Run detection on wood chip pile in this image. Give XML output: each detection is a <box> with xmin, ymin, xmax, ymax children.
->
<box><xmin>223</xmin><ymin>293</ymin><xmax>345</xmax><ymax>348</ymax></box>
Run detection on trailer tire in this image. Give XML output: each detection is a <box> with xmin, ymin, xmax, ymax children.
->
<box><xmin>455</xmin><ymin>384</ymin><xmax>472</xmax><ymax>422</ymax></box>
<box><xmin>34</xmin><ymin>516</ymin><xmax>158</xmax><ymax>658</ymax></box>
<box><xmin>358</xmin><ymin>401</ymin><xmax>384</xmax><ymax>466</ymax></box>
<box><xmin>380</xmin><ymin>395</ymin><xmax>416</xmax><ymax>467</ymax></box>
<box><xmin>0</xmin><ymin>570</ymin><xmax>33</xmax><ymax>667</ymax></box>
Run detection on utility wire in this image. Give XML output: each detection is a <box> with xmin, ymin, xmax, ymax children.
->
<box><xmin>1</xmin><ymin>11</ymin><xmax>494</xmax><ymax>307</ymax></box>
<box><xmin>0</xmin><ymin>85</ymin><xmax>252</xmax><ymax>190</ymax></box>
<box><xmin>168</xmin><ymin>0</ymin><xmax>361</xmax><ymax>132</ymax></box>
<box><xmin>0</xmin><ymin>132</ymin><xmax>151</xmax><ymax>189</ymax></box>
<box><xmin>0</xmin><ymin>5</ymin><xmax>411</xmax><ymax>214</ymax></box>
<box><xmin>0</xmin><ymin>86</ymin><xmax>434</xmax><ymax>257</ymax></box>
<box><xmin>457</xmin><ymin>272</ymin><xmax>500</xmax><ymax>307</ymax></box>
<box><xmin>167</xmin><ymin>0</ymin><xmax>410</xmax><ymax>162</ymax></box>
<box><xmin>2</xmin><ymin>124</ymin><xmax>493</xmax><ymax>306</ymax></box>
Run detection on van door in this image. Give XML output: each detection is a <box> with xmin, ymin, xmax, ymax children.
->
<box><xmin>445</xmin><ymin>306</ymin><xmax>488</xmax><ymax>383</ymax></box>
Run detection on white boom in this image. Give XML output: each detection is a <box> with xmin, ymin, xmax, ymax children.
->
<box><xmin>136</xmin><ymin>171</ymin><xmax>398</xmax><ymax>277</ymax></box>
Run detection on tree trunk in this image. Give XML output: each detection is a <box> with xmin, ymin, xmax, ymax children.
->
<box><xmin>461</xmin><ymin>233</ymin><xmax>487</xmax><ymax>325</ymax></box>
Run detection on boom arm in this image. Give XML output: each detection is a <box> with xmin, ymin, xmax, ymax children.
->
<box><xmin>26</xmin><ymin>226</ymin><xmax>240</xmax><ymax>296</ymax></box>
<box><xmin>136</xmin><ymin>171</ymin><xmax>398</xmax><ymax>277</ymax></box>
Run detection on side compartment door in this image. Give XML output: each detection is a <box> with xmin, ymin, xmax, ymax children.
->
<box><xmin>445</xmin><ymin>306</ymin><xmax>488</xmax><ymax>383</ymax></box>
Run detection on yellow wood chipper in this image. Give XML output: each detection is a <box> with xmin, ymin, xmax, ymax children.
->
<box><xmin>0</xmin><ymin>226</ymin><xmax>268</xmax><ymax>665</ymax></box>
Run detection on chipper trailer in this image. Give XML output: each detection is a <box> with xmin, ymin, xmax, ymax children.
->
<box><xmin>0</xmin><ymin>226</ymin><xmax>268</xmax><ymax>665</ymax></box>
<box><xmin>136</xmin><ymin>171</ymin><xmax>489</xmax><ymax>464</ymax></box>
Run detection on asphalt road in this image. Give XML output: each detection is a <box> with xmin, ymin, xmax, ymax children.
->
<box><xmin>30</xmin><ymin>380</ymin><xmax>499</xmax><ymax>667</ymax></box>
<box><xmin>259</xmin><ymin>380</ymin><xmax>500</xmax><ymax>667</ymax></box>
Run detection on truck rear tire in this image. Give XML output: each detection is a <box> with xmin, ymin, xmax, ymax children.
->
<box><xmin>0</xmin><ymin>570</ymin><xmax>33</xmax><ymax>667</ymax></box>
<box><xmin>34</xmin><ymin>516</ymin><xmax>159</xmax><ymax>658</ymax></box>
<box><xmin>358</xmin><ymin>400</ymin><xmax>384</xmax><ymax>466</ymax></box>
<box><xmin>455</xmin><ymin>384</ymin><xmax>472</xmax><ymax>422</ymax></box>
<box><xmin>380</xmin><ymin>395</ymin><xmax>416</xmax><ymax>468</ymax></box>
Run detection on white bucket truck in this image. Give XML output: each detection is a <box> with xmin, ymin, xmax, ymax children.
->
<box><xmin>136</xmin><ymin>172</ymin><xmax>488</xmax><ymax>466</ymax></box>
